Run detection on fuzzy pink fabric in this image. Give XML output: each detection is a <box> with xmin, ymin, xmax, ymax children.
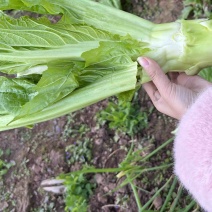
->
<box><xmin>174</xmin><ymin>87</ymin><xmax>212</xmax><ymax>212</ymax></box>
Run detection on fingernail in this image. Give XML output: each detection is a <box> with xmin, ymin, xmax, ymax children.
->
<box><xmin>137</xmin><ymin>57</ymin><xmax>149</xmax><ymax>67</ymax></box>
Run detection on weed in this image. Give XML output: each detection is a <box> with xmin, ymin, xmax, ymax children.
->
<box><xmin>159</xmin><ymin>177</ymin><xmax>199</xmax><ymax>211</ymax></box>
<box><xmin>62</xmin><ymin>114</ymin><xmax>75</xmax><ymax>141</ymax></box>
<box><xmin>0</xmin><ymin>148</ymin><xmax>15</xmax><ymax>178</ymax></box>
<box><xmin>97</xmin><ymin>99</ymin><xmax>148</xmax><ymax>137</ymax></box>
<box><xmin>65</xmin><ymin>138</ymin><xmax>93</xmax><ymax>165</ymax></box>
<box><xmin>62</xmin><ymin>113</ymin><xmax>90</xmax><ymax>141</ymax></box>
<box><xmin>58</xmin><ymin>173</ymin><xmax>96</xmax><ymax>212</ymax></box>
<box><xmin>59</xmin><ymin>138</ymin><xmax>173</xmax><ymax>210</ymax></box>
<box><xmin>181</xmin><ymin>0</ymin><xmax>211</xmax><ymax>19</ymax></box>
<box><xmin>31</xmin><ymin>198</ymin><xmax>58</xmax><ymax>212</ymax></box>
<box><xmin>59</xmin><ymin>137</ymin><xmax>198</xmax><ymax>211</ymax></box>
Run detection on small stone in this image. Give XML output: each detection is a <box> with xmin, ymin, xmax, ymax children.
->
<box><xmin>108</xmin><ymin>183</ymin><xmax>116</xmax><ymax>190</ymax></box>
<box><xmin>55</xmin><ymin>126</ymin><xmax>61</xmax><ymax>133</ymax></box>
<box><xmin>95</xmin><ymin>138</ymin><xmax>103</xmax><ymax>145</ymax></box>
<box><xmin>119</xmin><ymin>138</ymin><xmax>128</xmax><ymax>145</ymax></box>
<box><xmin>153</xmin><ymin>196</ymin><xmax>162</xmax><ymax>210</ymax></box>
<box><xmin>97</xmin><ymin>193</ymin><xmax>107</xmax><ymax>204</ymax></box>
<box><xmin>98</xmin><ymin>129</ymin><xmax>105</xmax><ymax>138</ymax></box>
<box><xmin>95</xmin><ymin>174</ymin><xmax>104</xmax><ymax>185</ymax></box>
<box><xmin>103</xmin><ymin>186</ymin><xmax>109</xmax><ymax>192</ymax></box>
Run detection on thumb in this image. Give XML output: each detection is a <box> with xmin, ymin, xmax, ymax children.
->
<box><xmin>137</xmin><ymin>57</ymin><xmax>171</xmax><ymax>96</ymax></box>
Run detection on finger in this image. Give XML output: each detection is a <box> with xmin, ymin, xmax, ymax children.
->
<box><xmin>168</xmin><ymin>72</ymin><xmax>179</xmax><ymax>83</ymax></box>
<box><xmin>138</xmin><ymin>57</ymin><xmax>171</xmax><ymax>96</ymax></box>
<box><xmin>143</xmin><ymin>82</ymin><xmax>161</xmax><ymax>102</ymax></box>
<box><xmin>143</xmin><ymin>84</ymin><xmax>179</xmax><ymax>119</ymax></box>
<box><xmin>176</xmin><ymin>73</ymin><xmax>191</xmax><ymax>86</ymax></box>
<box><xmin>155</xmin><ymin>102</ymin><xmax>181</xmax><ymax>119</ymax></box>
<box><xmin>177</xmin><ymin>73</ymin><xmax>212</xmax><ymax>90</ymax></box>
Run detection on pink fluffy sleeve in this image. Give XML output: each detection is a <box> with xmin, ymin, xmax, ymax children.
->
<box><xmin>174</xmin><ymin>87</ymin><xmax>212</xmax><ymax>212</ymax></box>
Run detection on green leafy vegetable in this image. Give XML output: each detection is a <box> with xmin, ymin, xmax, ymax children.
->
<box><xmin>0</xmin><ymin>77</ymin><xmax>36</xmax><ymax>115</ymax></box>
<box><xmin>0</xmin><ymin>0</ymin><xmax>211</xmax><ymax>131</ymax></box>
<box><xmin>15</xmin><ymin>66</ymin><xmax>79</xmax><ymax>119</ymax></box>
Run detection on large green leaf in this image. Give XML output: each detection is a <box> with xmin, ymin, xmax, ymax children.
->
<box><xmin>82</xmin><ymin>38</ymin><xmax>148</xmax><ymax>68</ymax></box>
<box><xmin>0</xmin><ymin>0</ymin><xmax>153</xmax><ymax>40</ymax></box>
<box><xmin>0</xmin><ymin>12</ymin><xmax>118</xmax><ymax>74</ymax></box>
<box><xmin>0</xmin><ymin>77</ymin><xmax>36</xmax><ymax>115</ymax></box>
<box><xmin>15</xmin><ymin>65</ymin><xmax>79</xmax><ymax>119</ymax></box>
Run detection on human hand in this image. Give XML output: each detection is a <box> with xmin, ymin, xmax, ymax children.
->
<box><xmin>137</xmin><ymin>57</ymin><xmax>212</xmax><ymax>120</ymax></box>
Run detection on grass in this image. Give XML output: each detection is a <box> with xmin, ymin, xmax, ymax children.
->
<box><xmin>53</xmin><ymin>88</ymin><xmax>198</xmax><ymax>211</ymax></box>
<box><xmin>58</xmin><ymin>138</ymin><xmax>179</xmax><ymax>211</ymax></box>
<box><xmin>57</xmin><ymin>133</ymin><xmax>198</xmax><ymax>210</ymax></box>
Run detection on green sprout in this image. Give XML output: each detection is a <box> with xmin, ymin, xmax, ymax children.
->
<box><xmin>0</xmin><ymin>149</ymin><xmax>15</xmax><ymax>178</ymax></box>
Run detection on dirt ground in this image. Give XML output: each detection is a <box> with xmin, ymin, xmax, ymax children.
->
<box><xmin>0</xmin><ymin>1</ymin><xmax>184</xmax><ymax>211</ymax></box>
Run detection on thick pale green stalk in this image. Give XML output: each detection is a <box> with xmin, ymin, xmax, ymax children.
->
<box><xmin>41</xmin><ymin>0</ymin><xmax>212</xmax><ymax>74</ymax></box>
<box><xmin>0</xmin><ymin>43</ymin><xmax>98</xmax><ymax>63</ymax></box>
<box><xmin>1</xmin><ymin>1</ymin><xmax>212</xmax><ymax>75</ymax></box>
<box><xmin>142</xmin><ymin>19</ymin><xmax>212</xmax><ymax>82</ymax></box>
<box><xmin>180</xmin><ymin>19</ymin><xmax>212</xmax><ymax>75</ymax></box>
